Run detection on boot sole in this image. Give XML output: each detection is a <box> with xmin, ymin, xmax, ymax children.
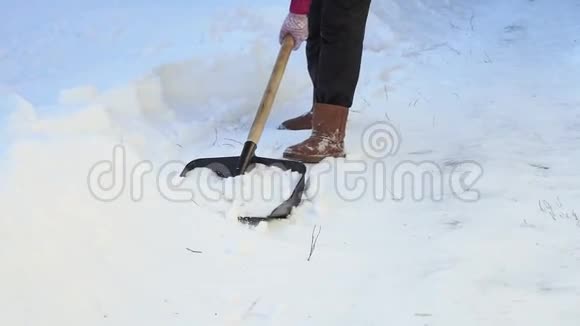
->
<box><xmin>277</xmin><ymin>125</ymin><xmax>312</xmax><ymax>131</ymax></box>
<box><xmin>283</xmin><ymin>151</ymin><xmax>346</xmax><ymax>164</ymax></box>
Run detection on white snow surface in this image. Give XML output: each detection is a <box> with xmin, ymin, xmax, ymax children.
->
<box><xmin>1</xmin><ymin>0</ymin><xmax>580</xmax><ymax>325</ymax></box>
<box><xmin>183</xmin><ymin>164</ymin><xmax>302</xmax><ymax>219</ymax></box>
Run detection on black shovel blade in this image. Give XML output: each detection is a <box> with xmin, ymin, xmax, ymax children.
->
<box><xmin>180</xmin><ymin>156</ymin><xmax>306</xmax><ymax>223</ymax></box>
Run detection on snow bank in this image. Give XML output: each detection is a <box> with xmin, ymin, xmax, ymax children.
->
<box><xmin>58</xmin><ymin>85</ymin><xmax>99</xmax><ymax>106</ymax></box>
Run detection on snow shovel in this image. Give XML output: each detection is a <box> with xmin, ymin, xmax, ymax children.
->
<box><xmin>180</xmin><ymin>35</ymin><xmax>306</xmax><ymax>224</ymax></box>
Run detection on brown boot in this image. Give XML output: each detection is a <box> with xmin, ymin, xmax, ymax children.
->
<box><xmin>277</xmin><ymin>107</ymin><xmax>313</xmax><ymax>130</ymax></box>
<box><xmin>283</xmin><ymin>103</ymin><xmax>348</xmax><ymax>163</ymax></box>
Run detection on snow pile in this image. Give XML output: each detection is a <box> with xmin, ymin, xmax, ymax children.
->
<box><xmin>184</xmin><ymin>163</ymin><xmax>302</xmax><ymax>219</ymax></box>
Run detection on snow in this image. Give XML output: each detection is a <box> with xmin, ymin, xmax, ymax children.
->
<box><xmin>183</xmin><ymin>163</ymin><xmax>302</xmax><ymax>219</ymax></box>
<box><xmin>1</xmin><ymin>0</ymin><xmax>580</xmax><ymax>325</ymax></box>
<box><xmin>58</xmin><ymin>85</ymin><xmax>99</xmax><ymax>106</ymax></box>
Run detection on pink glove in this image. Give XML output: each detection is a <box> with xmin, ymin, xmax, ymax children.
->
<box><xmin>279</xmin><ymin>13</ymin><xmax>308</xmax><ymax>50</ymax></box>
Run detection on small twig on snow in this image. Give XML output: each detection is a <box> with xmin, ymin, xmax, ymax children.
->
<box><xmin>186</xmin><ymin>248</ymin><xmax>202</xmax><ymax>254</ymax></box>
<box><xmin>529</xmin><ymin>163</ymin><xmax>550</xmax><ymax>170</ymax></box>
<box><xmin>409</xmin><ymin>98</ymin><xmax>420</xmax><ymax>108</ymax></box>
<box><xmin>445</xmin><ymin>44</ymin><xmax>461</xmax><ymax>56</ymax></box>
<box><xmin>242</xmin><ymin>298</ymin><xmax>260</xmax><ymax>320</ymax></box>
<box><xmin>539</xmin><ymin>200</ymin><xmax>557</xmax><ymax>221</ymax></box>
<box><xmin>212</xmin><ymin>127</ymin><xmax>218</xmax><ymax>147</ymax></box>
<box><xmin>362</xmin><ymin>98</ymin><xmax>371</xmax><ymax>107</ymax></box>
<box><xmin>556</xmin><ymin>196</ymin><xmax>563</xmax><ymax>208</ymax></box>
<box><xmin>224</xmin><ymin>138</ymin><xmax>243</xmax><ymax>145</ymax></box>
<box><xmin>307</xmin><ymin>225</ymin><xmax>322</xmax><ymax>261</ymax></box>
<box><xmin>470</xmin><ymin>13</ymin><xmax>475</xmax><ymax>31</ymax></box>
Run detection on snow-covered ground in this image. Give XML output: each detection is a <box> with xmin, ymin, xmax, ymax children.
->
<box><xmin>1</xmin><ymin>0</ymin><xmax>580</xmax><ymax>325</ymax></box>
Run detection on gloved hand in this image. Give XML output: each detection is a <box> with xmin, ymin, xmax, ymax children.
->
<box><xmin>279</xmin><ymin>13</ymin><xmax>308</xmax><ymax>50</ymax></box>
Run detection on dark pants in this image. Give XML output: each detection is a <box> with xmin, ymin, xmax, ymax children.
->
<box><xmin>306</xmin><ymin>0</ymin><xmax>371</xmax><ymax>109</ymax></box>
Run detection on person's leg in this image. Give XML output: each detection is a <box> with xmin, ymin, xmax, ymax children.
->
<box><xmin>278</xmin><ymin>0</ymin><xmax>322</xmax><ymax>130</ymax></box>
<box><xmin>283</xmin><ymin>0</ymin><xmax>371</xmax><ymax>163</ymax></box>
<box><xmin>316</xmin><ymin>0</ymin><xmax>371</xmax><ymax>108</ymax></box>
<box><xmin>306</xmin><ymin>0</ymin><xmax>322</xmax><ymax>101</ymax></box>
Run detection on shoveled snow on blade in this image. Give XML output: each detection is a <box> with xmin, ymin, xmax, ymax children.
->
<box><xmin>184</xmin><ymin>163</ymin><xmax>302</xmax><ymax>219</ymax></box>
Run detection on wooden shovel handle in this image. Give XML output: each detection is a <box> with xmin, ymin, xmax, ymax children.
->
<box><xmin>247</xmin><ymin>35</ymin><xmax>295</xmax><ymax>144</ymax></box>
